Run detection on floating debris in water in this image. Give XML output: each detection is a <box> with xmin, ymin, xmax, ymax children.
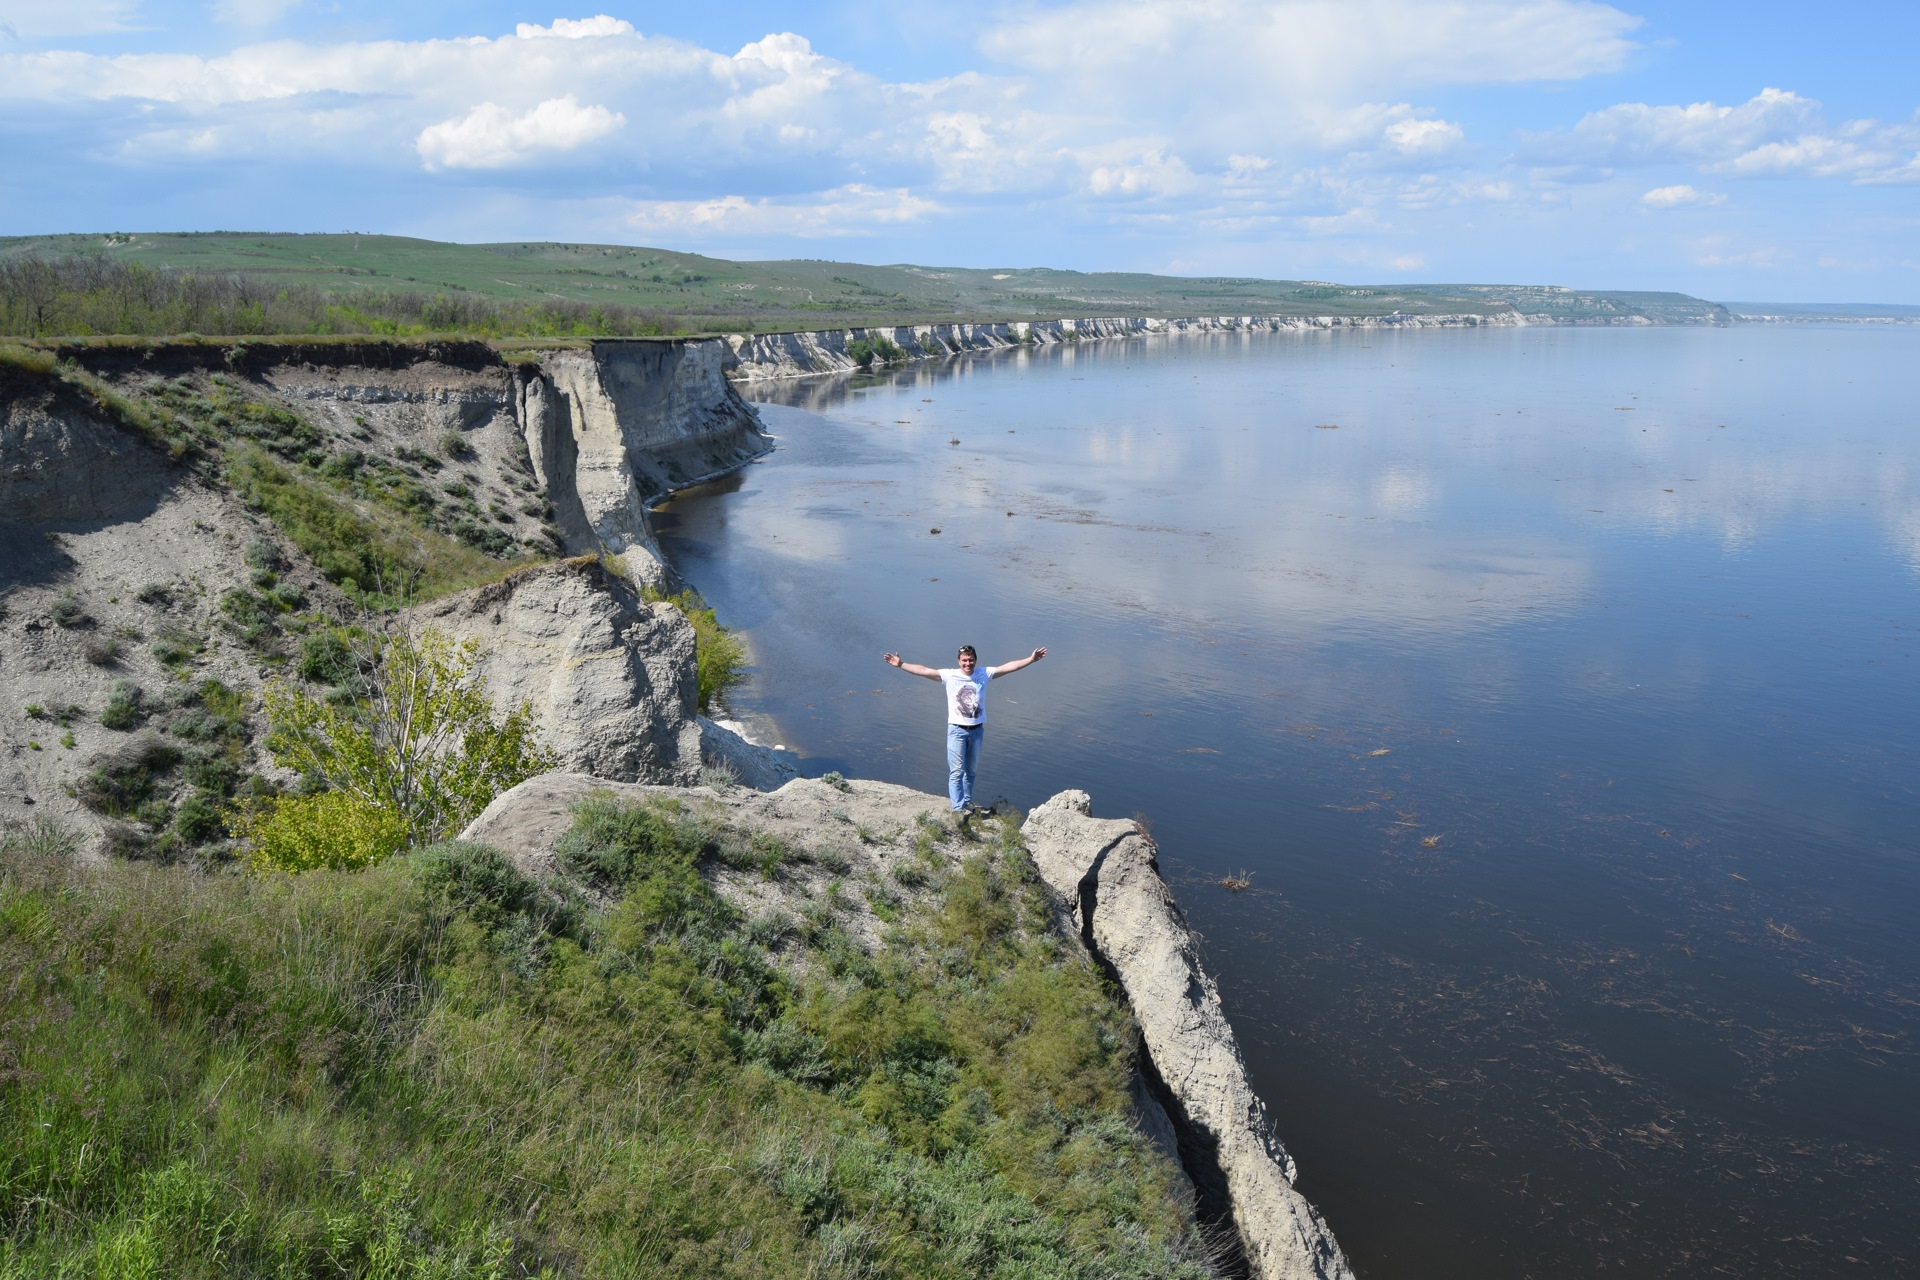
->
<box><xmin>929</xmin><ymin>527</ymin><xmax>941</xmax><ymax>535</ymax></box>
<box><xmin>1314</xmin><ymin>423</ymin><xmax>1341</xmax><ymax>430</ymax></box>
<box><xmin>1368</xmin><ymin>748</ymin><xmax>1393</xmax><ymax>757</ymax></box>
<box><xmin>1218</xmin><ymin>870</ymin><xmax>1253</xmax><ymax>893</ymax></box>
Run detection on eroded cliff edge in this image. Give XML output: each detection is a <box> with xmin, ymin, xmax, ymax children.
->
<box><xmin>1</xmin><ymin>337</ymin><xmax>774</xmax><ymax>832</ymax></box>
<box><xmin>454</xmin><ymin>770</ymin><xmax>1354</xmax><ymax>1280</ymax></box>
<box><xmin>1023</xmin><ymin>791</ymin><xmax>1354</xmax><ymax>1280</ymax></box>
<box><xmin>42</xmin><ymin>336</ymin><xmax>769</xmax><ymax>584</ymax></box>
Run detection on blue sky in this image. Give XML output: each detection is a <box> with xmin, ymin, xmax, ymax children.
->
<box><xmin>2</xmin><ymin>1</ymin><xmax>1915</xmax><ymax>302</ymax></box>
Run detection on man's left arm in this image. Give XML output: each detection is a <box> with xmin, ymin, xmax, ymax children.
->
<box><xmin>988</xmin><ymin>646</ymin><xmax>1047</xmax><ymax>677</ymax></box>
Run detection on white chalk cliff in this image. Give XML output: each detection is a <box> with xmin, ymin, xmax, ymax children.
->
<box><xmin>724</xmin><ymin>313</ymin><xmax>1521</xmax><ymax>381</ymax></box>
<box><xmin>1023</xmin><ymin>790</ymin><xmax>1355</xmax><ymax>1280</ymax></box>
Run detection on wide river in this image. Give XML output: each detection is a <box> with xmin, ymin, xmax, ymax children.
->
<box><xmin>654</xmin><ymin>324</ymin><xmax>1920</xmax><ymax>1278</ymax></box>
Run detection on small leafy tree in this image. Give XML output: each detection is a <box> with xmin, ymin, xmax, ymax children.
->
<box><xmin>237</xmin><ymin>790</ymin><xmax>409</xmax><ymax>872</ymax></box>
<box><xmin>259</xmin><ymin>624</ymin><xmax>555</xmax><ymax>862</ymax></box>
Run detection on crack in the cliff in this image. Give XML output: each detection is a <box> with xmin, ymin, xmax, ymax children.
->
<box><xmin>1077</xmin><ymin>836</ymin><xmax>1254</xmax><ymax>1280</ymax></box>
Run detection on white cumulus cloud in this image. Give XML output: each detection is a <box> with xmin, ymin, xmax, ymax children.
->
<box><xmin>1532</xmin><ymin>87</ymin><xmax>1920</xmax><ymax>184</ymax></box>
<box><xmin>515</xmin><ymin>16</ymin><xmax>636</xmax><ymax>40</ymax></box>
<box><xmin>0</xmin><ymin>0</ymin><xmax>136</xmax><ymax>38</ymax></box>
<box><xmin>1386</xmin><ymin>117</ymin><xmax>1465</xmax><ymax>155</ymax></box>
<box><xmin>971</xmin><ymin>0</ymin><xmax>1631</xmax><ymax>172</ymax></box>
<box><xmin>1538</xmin><ymin>87</ymin><xmax>1818</xmax><ymax>164</ymax></box>
<box><xmin>624</xmin><ymin>185</ymin><xmax>941</xmax><ymax>237</ymax></box>
<box><xmin>1640</xmin><ymin>184</ymin><xmax>1724</xmax><ymax>208</ymax></box>
<box><xmin>980</xmin><ymin>0</ymin><xmax>1639</xmax><ymax>99</ymax></box>
<box><xmin>1088</xmin><ymin>149</ymin><xmax>1196</xmax><ymax>197</ymax></box>
<box><xmin>417</xmin><ymin>95</ymin><xmax>625</xmax><ymax>170</ymax></box>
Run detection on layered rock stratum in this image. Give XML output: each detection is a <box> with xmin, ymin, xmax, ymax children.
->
<box><xmin>724</xmin><ymin>312</ymin><xmax>1523</xmax><ymax>381</ymax></box>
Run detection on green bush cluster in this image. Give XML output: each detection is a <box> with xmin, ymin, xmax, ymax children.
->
<box><xmin>99</xmin><ymin>679</ymin><xmax>148</xmax><ymax>730</ymax></box>
<box><xmin>226</xmin><ymin>446</ymin><xmax>527</xmax><ymax>605</ymax></box>
<box><xmin>0</xmin><ymin>255</ymin><xmax>680</xmax><ymax>340</ymax></box>
<box><xmin>256</xmin><ymin>624</ymin><xmax>556</xmax><ymax>865</ymax></box>
<box><xmin>0</xmin><ymin>798</ymin><xmax>1216</xmax><ymax>1277</ymax></box>
<box><xmin>845</xmin><ymin>335</ymin><xmax>907</xmax><ymax>370</ymax></box>
<box><xmin>74</xmin><ymin>679</ymin><xmax>264</xmax><ymax>863</ymax></box>
<box><xmin>238</xmin><ymin>789</ymin><xmax>410</xmax><ymax>872</ymax></box>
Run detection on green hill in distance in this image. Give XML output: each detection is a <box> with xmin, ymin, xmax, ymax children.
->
<box><xmin>0</xmin><ymin>231</ymin><xmax>1730</xmax><ymax>335</ymax></box>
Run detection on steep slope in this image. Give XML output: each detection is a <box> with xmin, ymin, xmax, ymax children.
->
<box><xmin>0</xmin><ymin>338</ymin><xmax>771</xmax><ymax>856</ymax></box>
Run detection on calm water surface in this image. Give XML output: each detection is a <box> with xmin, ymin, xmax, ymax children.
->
<box><xmin>655</xmin><ymin>325</ymin><xmax>1920</xmax><ymax>1278</ymax></box>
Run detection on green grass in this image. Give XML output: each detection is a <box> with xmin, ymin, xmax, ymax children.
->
<box><xmin>225</xmin><ymin>446</ymin><xmax>532</xmax><ymax>605</ymax></box>
<box><xmin>0</xmin><ymin>801</ymin><xmax>1215</xmax><ymax>1279</ymax></box>
<box><xmin>0</xmin><ymin>231</ymin><xmax>1731</xmax><ymax>336</ymax></box>
<box><xmin>0</xmin><ymin>254</ymin><xmax>681</xmax><ymax>341</ymax></box>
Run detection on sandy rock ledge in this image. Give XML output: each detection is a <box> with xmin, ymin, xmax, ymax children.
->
<box><xmin>1023</xmin><ymin>790</ymin><xmax>1354</xmax><ymax>1280</ymax></box>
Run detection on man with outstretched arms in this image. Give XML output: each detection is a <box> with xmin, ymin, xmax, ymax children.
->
<box><xmin>883</xmin><ymin>644</ymin><xmax>1047</xmax><ymax>815</ymax></box>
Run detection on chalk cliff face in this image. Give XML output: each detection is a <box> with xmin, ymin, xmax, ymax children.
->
<box><xmin>1023</xmin><ymin>790</ymin><xmax>1354</xmax><ymax>1280</ymax></box>
<box><xmin>724</xmin><ymin>313</ymin><xmax>1522</xmax><ymax>381</ymax></box>
<box><xmin>418</xmin><ymin>558</ymin><xmax>706</xmax><ymax>785</ymax></box>
<box><xmin>57</xmin><ymin>337</ymin><xmax>771</xmax><ymax>584</ymax></box>
<box><xmin>519</xmin><ymin>341</ymin><xmax>770</xmax><ymax>585</ymax></box>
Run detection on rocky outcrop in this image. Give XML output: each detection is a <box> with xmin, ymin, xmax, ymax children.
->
<box><xmin>724</xmin><ymin>312</ymin><xmax>1522</xmax><ymax>381</ymax></box>
<box><xmin>1022</xmin><ymin>790</ymin><xmax>1353</xmax><ymax>1280</ymax></box>
<box><xmin>417</xmin><ymin>558</ymin><xmax>703</xmax><ymax>785</ymax></box>
<box><xmin>461</xmin><ymin>770</ymin><xmax>1186</xmax><ymax>1170</ymax></box>
<box><xmin>463</xmin><ymin>771</ymin><xmax>961</xmax><ymax>948</ymax></box>
<box><xmin>518</xmin><ymin>341</ymin><xmax>770</xmax><ymax>586</ymax></box>
<box><xmin>416</xmin><ymin>558</ymin><xmax>794</xmax><ymax>790</ymax></box>
<box><xmin>698</xmin><ymin>715</ymin><xmax>800</xmax><ymax>791</ymax></box>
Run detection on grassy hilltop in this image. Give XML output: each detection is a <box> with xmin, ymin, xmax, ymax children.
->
<box><xmin>0</xmin><ymin>232</ymin><xmax>1728</xmax><ymax>338</ymax></box>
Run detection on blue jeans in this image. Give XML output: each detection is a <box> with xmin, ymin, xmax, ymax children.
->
<box><xmin>946</xmin><ymin>723</ymin><xmax>983</xmax><ymax>811</ymax></box>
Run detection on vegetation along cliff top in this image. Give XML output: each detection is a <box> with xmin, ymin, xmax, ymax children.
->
<box><xmin>0</xmin><ymin>232</ymin><xmax>1730</xmax><ymax>340</ymax></box>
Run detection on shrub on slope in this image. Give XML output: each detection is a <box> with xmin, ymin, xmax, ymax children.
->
<box><xmin>0</xmin><ymin>799</ymin><xmax>1217</xmax><ymax>1279</ymax></box>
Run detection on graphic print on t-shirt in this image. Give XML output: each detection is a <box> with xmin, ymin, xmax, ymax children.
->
<box><xmin>941</xmin><ymin>668</ymin><xmax>990</xmax><ymax>724</ymax></box>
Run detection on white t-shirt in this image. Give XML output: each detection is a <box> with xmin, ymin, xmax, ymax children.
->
<box><xmin>940</xmin><ymin>666</ymin><xmax>992</xmax><ymax>725</ymax></box>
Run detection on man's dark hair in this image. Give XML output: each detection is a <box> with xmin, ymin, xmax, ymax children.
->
<box><xmin>957</xmin><ymin>645</ymin><xmax>977</xmax><ymax>659</ymax></box>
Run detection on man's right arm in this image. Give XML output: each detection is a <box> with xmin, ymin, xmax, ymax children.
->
<box><xmin>884</xmin><ymin>653</ymin><xmax>942</xmax><ymax>681</ymax></box>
